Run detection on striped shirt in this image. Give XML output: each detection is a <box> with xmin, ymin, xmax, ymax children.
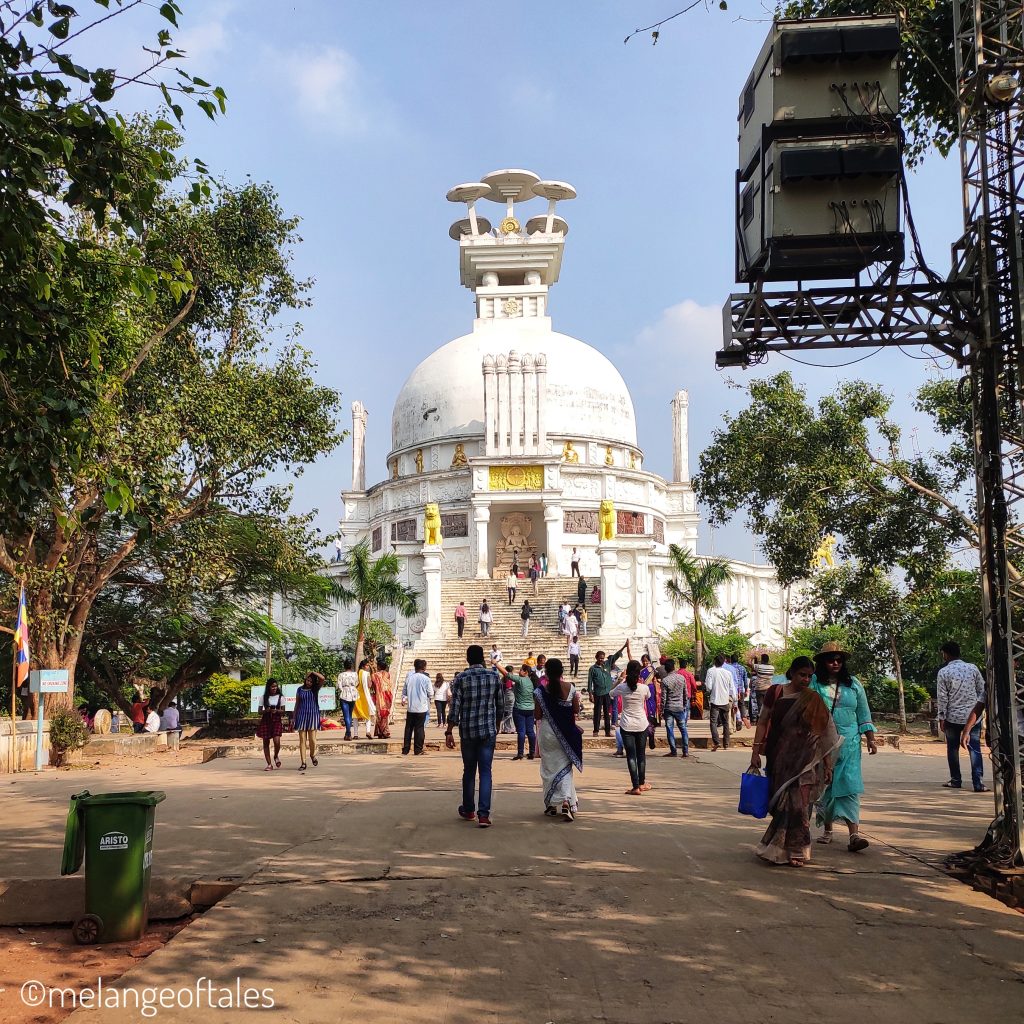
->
<box><xmin>449</xmin><ymin>665</ymin><xmax>504</xmax><ymax>740</ymax></box>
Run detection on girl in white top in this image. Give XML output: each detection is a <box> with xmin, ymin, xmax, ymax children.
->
<box><xmin>433</xmin><ymin>673</ymin><xmax>450</xmax><ymax>728</ymax></box>
<box><xmin>611</xmin><ymin>660</ymin><xmax>652</xmax><ymax>795</ymax></box>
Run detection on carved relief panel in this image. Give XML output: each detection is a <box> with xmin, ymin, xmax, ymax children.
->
<box><xmin>563</xmin><ymin>509</ymin><xmax>598</xmax><ymax>534</ymax></box>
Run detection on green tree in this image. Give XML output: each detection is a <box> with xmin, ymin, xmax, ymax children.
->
<box><xmin>694</xmin><ymin>373</ymin><xmax>975</xmax><ymax>586</ymax></box>
<box><xmin>342</xmin><ymin>619</ymin><xmax>395</xmax><ymax>664</ymax></box>
<box><xmin>267</xmin><ymin>634</ymin><xmax>346</xmax><ymax>689</ymax></box>
<box><xmin>776</xmin><ymin>623</ymin><xmax>850</xmax><ymax>675</ymax></box>
<box><xmin>0</xmin><ymin>175</ymin><xmax>343</xmax><ymax>710</ymax></box>
<box><xmin>335</xmin><ymin>542</ymin><xmax>418</xmax><ymax>670</ymax></box>
<box><xmin>802</xmin><ymin>564</ymin><xmax>914</xmax><ymax>730</ymax></box>
<box><xmin>1</xmin><ymin>2</ymin><xmax>225</xmax><ymax>523</ymax></box>
<box><xmin>664</xmin><ymin>545</ymin><xmax>735</xmax><ymax>674</ymax></box>
<box><xmin>78</xmin><ymin>510</ymin><xmax>339</xmax><ymax>712</ymax></box>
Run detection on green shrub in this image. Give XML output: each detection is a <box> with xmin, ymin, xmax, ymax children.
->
<box><xmin>49</xmin><ymin>707</ymin><xmax>90</xmax><ymax>766</ymax></box>
<box><xmin>203</xmin><ymin>673</ymin><xmax>254</xmax><ymax>722</ymax></box>
<box><xmin>864</xmin><ymin>677</ymin><xmax>930</xmax><ymax>715</ymax></box>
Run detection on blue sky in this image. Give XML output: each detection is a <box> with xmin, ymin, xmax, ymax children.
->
<box><xmin>97</xmin><ymin>1</ymin><xmax>965</xmax><ymax>560</ymax></box>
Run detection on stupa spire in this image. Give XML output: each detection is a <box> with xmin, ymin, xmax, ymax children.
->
<box><xmin>446</xmin><ymin>169</ymin><xmax>576</xmax><ymax>323</ymax></box>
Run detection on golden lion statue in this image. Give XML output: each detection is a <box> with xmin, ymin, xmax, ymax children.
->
<box><xmin>599</xmin><ymin>499</ymin><xmax>616</xmax><ymax>543</ymax></box>
<box><xmin>811</xmin><ymin>533</ymin><xmax>836</xmax><ymax>570</ymax></box>
<box><xmin>424</xmin><ymin>503</ymin><xmax>442</xmax><ymax>546</ymax></box>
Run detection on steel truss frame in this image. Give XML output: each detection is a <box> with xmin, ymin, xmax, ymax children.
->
<box><xmin>720</xmin><ymin>1</ymin><xmax>1024</xmax><ymax>870</ymax></box>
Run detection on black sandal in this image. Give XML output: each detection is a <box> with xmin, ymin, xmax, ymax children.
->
<box><xmin>298</xmin><ymin>763</ymin><xmax>307</xmax><ymax>771</ymax></box>
<box><xmin>311</xmin><ymin>756</ymin><xmax>319</xmax><ymax>767</ymax></box>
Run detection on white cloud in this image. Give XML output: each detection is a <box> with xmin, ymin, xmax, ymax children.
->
<box><xmin>276</xmin><ymin>45</ymin><xmax>383</xmax><ymax>136</ymax></box>
<box><xmin>177</xmin><ymin>15</ymin><xmax>231</xmax><ymax>66</ymax></box>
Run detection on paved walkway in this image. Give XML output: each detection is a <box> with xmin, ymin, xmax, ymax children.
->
<box><xmin>1</xmin><ymin>748</ymin><xmax>1020</xmax><ymax>1023</ymax></box>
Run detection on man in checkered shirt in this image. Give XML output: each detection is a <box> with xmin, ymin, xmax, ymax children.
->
<box><xmin>445</xmin><ymin>645</ymin><xmax>504</xmax><ymax>827</ymax></box>
<box><xmin>937</xmin><ymin>641</ymin><xmax>987</xmax><ymax>792</ymax></box>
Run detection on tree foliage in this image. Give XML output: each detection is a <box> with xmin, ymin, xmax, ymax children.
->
<box><xmin>342</xmin><ymin>618</ymin><xmax>395</xmax><ymax>663</ymax></box>
<box><xmin>694</xmin><ymin>372</ymin><xmax>975</xmax><ymax>586</ymax></box>
<box><xmin>664</xmin><ymin>545</ymin><xmax>735</xmax><ymax>672</ymax></box>
<box><xmin>335</xmin><ymin>542</ymin><xmax>418</xmax><ymax>670</ymax></box>
<box><xmin>1</xmin><ymin>1</ymin><xmax>226</xmax><ymax>518</ymax></box>
<box><xmin>0</xmin><ymin>149</ymin><xmax>344</xmax><ymax>707</ymax></box>
<box><xmin>78</xmin><ymin>510</ymin><xmax>340</xmax><ymax>712</ymax></box>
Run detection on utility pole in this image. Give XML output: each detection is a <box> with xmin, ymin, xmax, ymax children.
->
<box><xmin>719</xmin><ymin>5</ymin><xmax>1024</xmax><ymax>881</ymax></box>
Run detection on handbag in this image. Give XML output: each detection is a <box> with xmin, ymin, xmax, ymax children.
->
<box><xmin>738</xmin><ymin>767</ymin><xmax>771</xmax><ymax>819</ymax></box>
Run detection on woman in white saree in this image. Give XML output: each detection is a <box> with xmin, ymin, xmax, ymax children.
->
<box><xmin>534</xmin><ymin>658</ymin><xmax>584</xmax><ymax>821</ymax></box>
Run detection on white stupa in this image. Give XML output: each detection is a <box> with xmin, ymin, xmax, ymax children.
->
<box><xmin>297</xmin><ymin>170</ymin><xmax>791</xmax><ymax>652</ymax></box>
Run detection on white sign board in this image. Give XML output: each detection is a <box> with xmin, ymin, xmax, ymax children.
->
<box><xmin>249</xmin><ymin>685</ymin><xmax>337</xmax><ymax>714</ymax></box>
<box><xmin>29</xmin><ymin>669</ymin><xmax>69</xmax><ymax>693</ymax></box>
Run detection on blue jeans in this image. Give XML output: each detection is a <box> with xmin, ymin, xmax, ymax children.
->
<box><xmin>664</xmin><ymin>707</ymin><xmax>690</xmax><ymax>755</ymax></box>
<box><xmin>945</xmin><ymin>719</ymin><xmax>984</xmax><ymax>788</ymax></box>
<box><xmin>460</xmin><ymin>735</ymin><xmax>496</xmax><ymax>817</ymax></box>
<box><xmin>615</xmin><ymin>726</ymin><xmax>624</xmax><ymax>754</ymax></box>
<box><xmin>513</xmin><ymin>707</ymin><xmax>536</xmax><ymax>757</ymax></box>
<box><xmin>340</xmin><ymin>700</ymin><xmax>354</xmax><ymax>734</ymax></box>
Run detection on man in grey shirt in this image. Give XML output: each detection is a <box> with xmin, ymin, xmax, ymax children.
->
<box><xmin>749</xmin><ymin>654</ymin><xmax>776</xmax><ymax>724</ymax></box>
<box><xmin>659</xmin><ymin>658</ymin><xmax>692</xmax><ymax>758</ymax></box>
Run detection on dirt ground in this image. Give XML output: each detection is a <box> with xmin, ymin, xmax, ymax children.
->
<box><xmin>0</xmin><ymin>920</ymin><xmax>193</xmax><ymax>1024</ymax></box>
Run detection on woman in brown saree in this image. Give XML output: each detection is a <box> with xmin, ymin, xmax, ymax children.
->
<box><xmin>370</xmin><ymin>661</ymin><xmax>394</xmax><ymax>739</ymax></box>
<box><xmin>748</xmin><ymin>656</ymin><xmax>842</xmax><ymax>867</ymax></box>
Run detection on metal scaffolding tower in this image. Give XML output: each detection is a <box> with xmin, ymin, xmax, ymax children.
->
<box><xmin>721</xmin><ymin>1</ymin><xmax>1024</xmax><ymax>872</ymax></box>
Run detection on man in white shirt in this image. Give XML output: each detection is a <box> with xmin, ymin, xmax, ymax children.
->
<box><xmin>143</xmin><ymin>705</ymin><xmax>161</xmax><ymax>734</ymax></box>
<box><xmin>490</xmin><ymin>644</ymin><xmax>503</xmax><ymax>668</ymax></box>
<box><xmin>401</xmin><ymin>658</ymin><xmax>434</xmax><ymax>755</ymax></box>
<box><xmin>159</xmin><ymin>702</ymin><xmax>180</xmax><ymax>732</ymax></box>
<box><xmin>570</xmin><ymin>547</ymin><xmax>580</xmax><ymax>577</ymax></box>
<box><xmin>704</xmin><ymin>655</ymin><xmax>735</xmax><ymax>751</ymax></box>
<box><xmin>567</xmin><ymin>637</ymin><xmax>581</xmax><ymax>678</ymax></box>
<box><xmin>937</xmin><ymin>641</ymin><xmax>987</xmax><ymax>791</ymax></box>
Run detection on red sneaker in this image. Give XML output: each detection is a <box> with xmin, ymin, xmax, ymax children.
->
<box><xmin>458</xmin><ymin>806</ymin><xmax>476</xmax><ymax>821</ymax></box>
<box><xmin>478</xmin><ymin>815</ymin><xmax>492</xmax><ymax>828</ymax></box>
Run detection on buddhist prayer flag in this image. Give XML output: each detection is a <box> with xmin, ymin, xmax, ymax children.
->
<box><xmin>13</xmin><ymin>585</ymin><xmax>29</xmax><ymax>685</ymax></box>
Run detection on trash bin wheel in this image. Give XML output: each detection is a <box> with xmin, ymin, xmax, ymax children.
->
<box><xmin>73</xmin><ymin>914</ymin><xmax>103</xmax><ymax>945</ymax></box>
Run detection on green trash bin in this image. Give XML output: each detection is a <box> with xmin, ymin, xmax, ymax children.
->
<box><xmin>61</xmin><ymin>789</ymin><xmax>166</xmax><ymax>944</ymax></box>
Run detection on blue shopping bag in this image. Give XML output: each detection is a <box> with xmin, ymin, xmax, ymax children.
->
<box><xmin>738</xmin><ymin>769</ymin><xmax>770</xmax><ymax>819</ymax></box>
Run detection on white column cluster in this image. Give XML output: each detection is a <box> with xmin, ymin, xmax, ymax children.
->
<box><xmin>481</xmin><ymin>351</ymin><xmax>549</xmax><ymax>457</ymax></box>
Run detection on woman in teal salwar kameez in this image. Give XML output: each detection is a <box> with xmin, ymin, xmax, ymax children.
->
<box><xmin>809</xmin><ymin>642</ymin><xmax>878</xmax><ymax>853</ymax></box>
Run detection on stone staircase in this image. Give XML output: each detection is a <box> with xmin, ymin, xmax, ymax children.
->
<box><xmin>408</xmin><ymin>578</ymin><xmax>609</xmax><ymax>683</ymax></box>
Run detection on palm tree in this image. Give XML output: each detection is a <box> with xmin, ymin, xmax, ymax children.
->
<box><xmin>333</xmin><ymin>541</ymin><xmax>419</xmax><ymax>668</ymax></box>
<box><xmin>665</xmin><ymin>545</ymin><xmax>734</xmax><ymax>674</ymax></box>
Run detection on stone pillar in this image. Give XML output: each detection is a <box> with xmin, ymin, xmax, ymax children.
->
<box><xmin>671</xmin><ymin>389</ymin><xmax>689</xmax><ymax>483</ymax></box>
<box><xmin>483</xmin><ymin>356</ymin><xmax>496</xmax><ymax>456</ymax></box>
<box><xmin>351</xmin><ymin>400</ymin><xmax>368</xmax><ymax>491</ymax></box>
<box><xmin>543</xmin><ymin>503</ymin><xmax>562</xmax><ymax>577</ymax></box>
<box><xmin>597</xmin><ymin>545</ymin><xmax>619</xmax><ymax>637</ymax></box>
<box><xmin>496</xmin><ymin>354</ymin><xmax>509</xmax><ymax>456</ymax></box>
<box><xmin>535</xmin><ymin>353</ymin><xmax>548</xmax><ymax>454</ymax></box>
<box><xmin>522</xmin><ymin>353</ymin><xmax>537</xmax><ymax>454</ymax></box>
<box><xmin>420</xmin><ymin>545</ymin><xmax>443</xmax><ymax>639</ymax></box>
<box><xmin>473</xmin><ymin>502</ymin><xmax>491</xmax><ymax>578</ymax></box>
<box><xmin>508</xmin><ymin>350</ymin><xmax>523</xmax><ymax>456</ymax></box>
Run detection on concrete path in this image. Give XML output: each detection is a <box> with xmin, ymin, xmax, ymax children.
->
<box><xmin>2</xmin><ymin>747</ymin><xmax>1020</xmax><ymax>1023</ymax></box>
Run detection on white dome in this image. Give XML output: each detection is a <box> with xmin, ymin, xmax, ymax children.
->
<box><xmin>391</xmin><ymin>321</ymin><xmax>637</xmax><ymax>453</ymax></box>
